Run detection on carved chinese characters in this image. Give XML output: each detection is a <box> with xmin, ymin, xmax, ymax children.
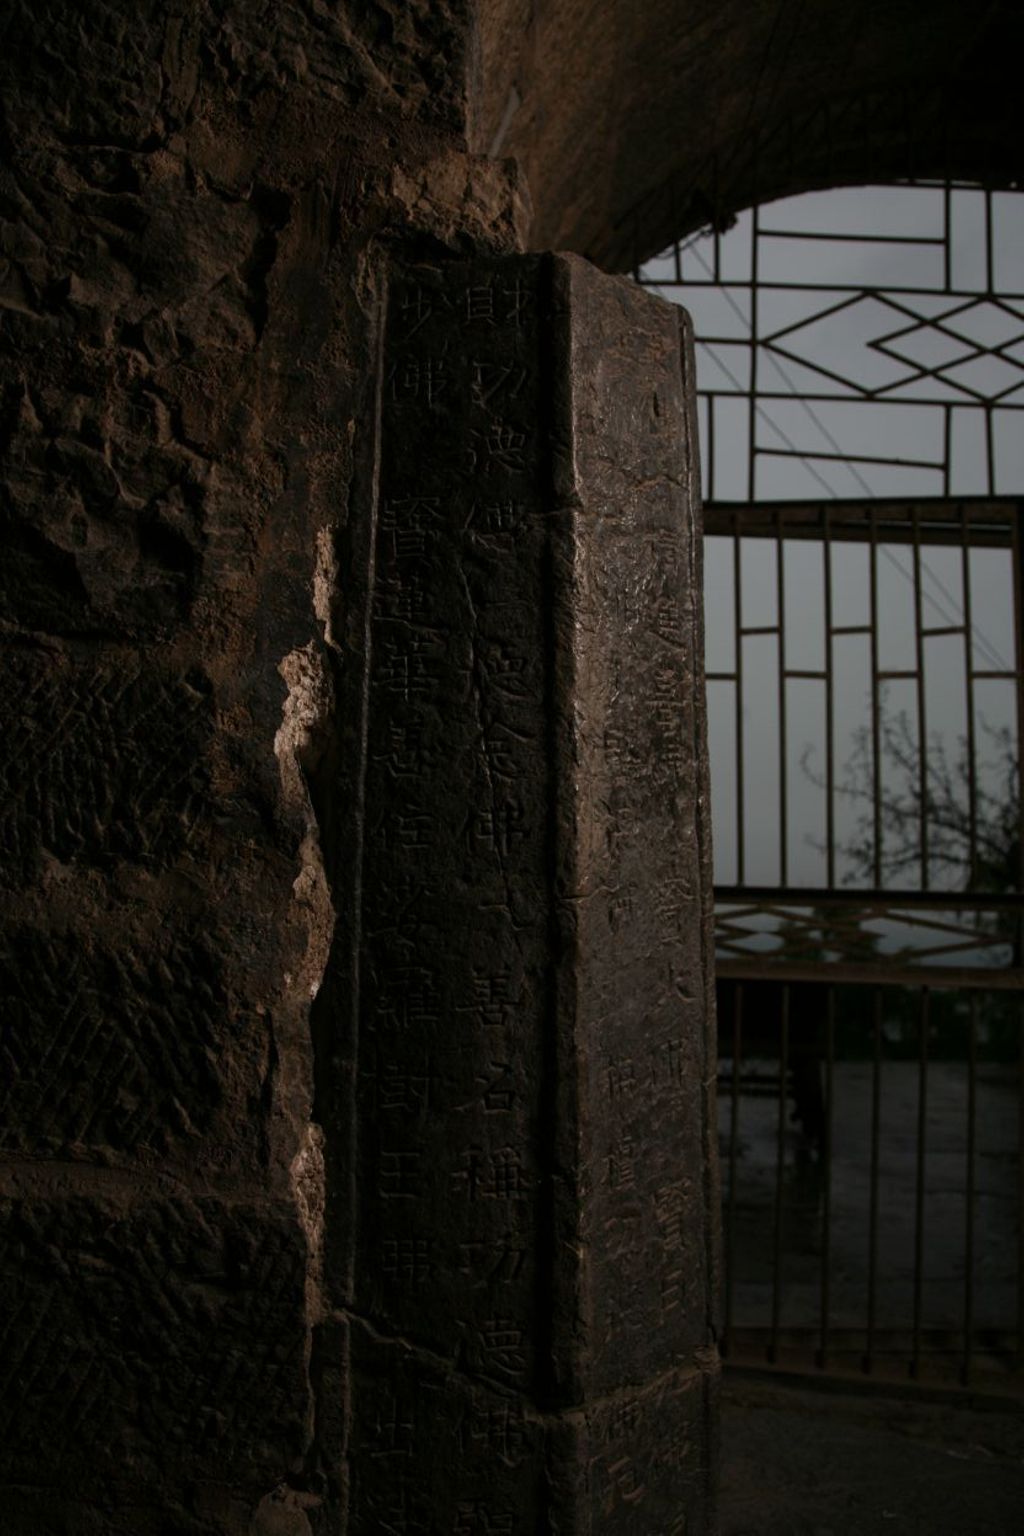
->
<box><xmin>344</xmin><ymin>256</ymin><xmax>717</xmax><ymax>1533</ymax></box>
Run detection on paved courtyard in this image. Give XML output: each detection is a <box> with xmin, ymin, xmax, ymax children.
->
<box><xmin>722</xmin><ymin>1058</ymin><xmax>1019</xmax><ymax>1366</ymax></box>
<box><xmin>720</xmin><ymin>1373</ymin><xmax>1024</xmax><ymax>1536</ymax></box>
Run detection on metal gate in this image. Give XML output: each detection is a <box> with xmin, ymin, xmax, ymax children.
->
<box><xmin>638</xmin><ymin>181</ymin><xmax>1024</xmax><ymax>1393</ymax></box>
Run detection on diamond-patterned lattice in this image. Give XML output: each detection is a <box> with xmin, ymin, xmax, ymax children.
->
<box><xmin>714</xmin><ymin>899</ymin><xmax>1016</xmax><ymax>974</ymax></box>
<box><xmin>638</xmin><ymin>181</ymin><xmax>1024</xmax><ymax>499</ymax></box>
<box><xmin>943</xmin><ymin>300</ymin><xmax>1024</xmax><ymax>350</ymax></box>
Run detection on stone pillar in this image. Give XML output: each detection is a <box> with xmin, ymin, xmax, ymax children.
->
<box><xmin>331</xmin><ymin>254</ymin><xmax>719</xmax><ymax>1533</ymax></box>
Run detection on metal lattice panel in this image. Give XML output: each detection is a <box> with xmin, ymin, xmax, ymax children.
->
<box><xmin>694</xmin><ymin>498</ymin><xmax>1023</xmax><ymax>973</ymax></box>
<box><xmin>714</xmin><ymin>892</ymin><xmax>1018</xmax><ymax>986</ymax></box>
<box><xmin>638</xmin><ymin>183</ymin><xmax>1024</xmax><ymax>1391</ymax></box>
<box><xmin>639</xmin><ymin>182</ymin><xmax>1024</xmax><ymax>504</ymax></box>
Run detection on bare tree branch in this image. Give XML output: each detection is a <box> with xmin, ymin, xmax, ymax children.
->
<box><xmin>801</xmin><ymin>703</ymin><xmax>1020</xmax><ymax>897</ymax></box>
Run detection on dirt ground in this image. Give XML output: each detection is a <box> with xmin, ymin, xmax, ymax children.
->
<box><xmin>719</xmin><ymin>1373</ymin><xmax>1024</xmax><ymax>1536</ymax></box>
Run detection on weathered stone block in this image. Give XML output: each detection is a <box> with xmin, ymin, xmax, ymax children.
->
<box><xmin>0</xmin><ymin>1193</ymin><xmax>311</xmax><ymax>1521</ymax></box>
<box><xmin>0</xmin><ymin>919</ymin><xmax>269</xmax><ymax>1167</ymax></box>
<box><xmin>0</xmin><ymin>650</ymin><xmax>211</xmax><ymax>884</ymax></box>
<box><xmin>332</xmin><ymin>252</ymin><xmax>718</xmax><ymax>1531</ymax></box>
<box><xmin>347</xmin><ymin>1318</ymin><xmax>545</xmax><ymax>1534</ymax></box>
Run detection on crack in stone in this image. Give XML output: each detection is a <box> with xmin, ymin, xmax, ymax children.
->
<box><xmin>340</xmin><ymin>1305</ymin><xmax>716</xmax><ymax>1423</ymax></box>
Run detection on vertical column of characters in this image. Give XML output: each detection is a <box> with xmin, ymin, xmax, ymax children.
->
<box><xmin>350</xmin><ymin>259</ymin><xmax>550</xmax><ymax>1534</ymax></box>
<box><xmin>361</xmin><ymin>269</ymin><xmax>456</xmax><ymax>1385</ymax></box>
<box><xmin>552</xmin><ymin>260</ymin><xmax>715</xmax><ymax>1531</ymax></box>
<box><xmin>447</xmin><ymin>266</ymin><xmax>549</xmax><ymax>1411</ymax></box>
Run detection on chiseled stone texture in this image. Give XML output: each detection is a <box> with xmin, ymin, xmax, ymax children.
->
<box><xmin>473</xmin><ymin>1</ymin><xmax>1024</xmax><ymax>268</ymax></box>
<box><xmin>330</xmin><ymin>253</ymin><xmax>718</xmax><ymax>1533</ymax></box>
<box><xmin>0</xmin><ymin>1192</ymin><xmax>310</xmax><ymax>1531</ymax></box>
<box><xmin>0</xmin><ymin>2</ymin><xmax>525</xmax><ymax>1531</ymax></box>
<box><xmin>0</xmin><ymin>651</ymin><xmax>212</xmax><ymax>883</ymax></box>
<box><xmin>0</xmin><ymin>918</ymin><xmax>267</xmax><ymax>1167</ymax></box>
<box><xmin>0</xmin><ymin>4</ymin><xmax>718</xmax><ymax>1531</ymax></box>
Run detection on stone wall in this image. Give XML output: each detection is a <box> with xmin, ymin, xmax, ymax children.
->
<box><xmin>322</xmin><ymin>251</ymin><xmax>718</xmax><ymax>1532</ymax></box>
<box><xmin>1</xmin><ymin>2</ymin><xmax>738</xmax><ymax>1530</ymax></box>
<box><xmin>14</xmin><ymin>0</ymin><xmax>1019</xmax><ymax>1530</ymax></box>
<box><xmin>473</xmin><ymin>0</ymin><xmax>1024</xmax><ymax>267</ymax></box>
<box><xmin>0</xmin><ymin>4</ymin><xmax>526</xmax><ymax>1530</ymax></box>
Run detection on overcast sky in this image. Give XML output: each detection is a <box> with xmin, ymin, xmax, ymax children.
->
<box><xmin>640</xmin><ymin>184</ymin><xmax>1022</xmax><ymax>907</ymax></box>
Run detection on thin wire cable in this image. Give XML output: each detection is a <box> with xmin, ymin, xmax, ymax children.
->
<box><xmin>684</xmin><ymin>320</ymin><xmax>990</xmax><ymax>643</ymax></box>
<box><xmin>683</xmin><ymin>231</ymin><xmax>1013</xmax><ymax>670</ymax></box>
<box><xmin>669</xmin><ymin>226</ymin><xmax>1014</xmax><ymax>672</ymax></box>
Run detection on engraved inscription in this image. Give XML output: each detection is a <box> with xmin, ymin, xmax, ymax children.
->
<box><xmin>348</xmin><ymin>255</ymin><xmax>713</xmax><ymax>1532</ymax></box>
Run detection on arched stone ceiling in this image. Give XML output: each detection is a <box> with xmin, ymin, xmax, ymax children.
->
<box><xmin>471</xmin><ymin>0</ymin><xmax>1024</xmax><ymax>270</ymax></box>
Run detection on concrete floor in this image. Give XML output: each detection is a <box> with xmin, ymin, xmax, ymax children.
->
<box><xmin>722</xmin><ymin>1059</ymin><xmax>1019</xmax><ymax>1342</ymax></box>
<box><xmin>720</xmin><ymin>1373</ymin><xmax>1024</xmax><ymax>1536</ymax></box>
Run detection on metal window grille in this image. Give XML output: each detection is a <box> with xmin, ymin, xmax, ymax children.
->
<box><xmin>638</xmin><ymin>182</ymin><xmax>1024</xmax><ymax>504</ymax></box>
<box><xmin>638</xmin><ymin>181</ymin><xmax>1024</xmax><ymax>1393</ymax></box>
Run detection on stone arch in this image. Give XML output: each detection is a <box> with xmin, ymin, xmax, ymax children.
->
<box><xmin>5</xmin><ymin>5</ymin><xmax>1023</xmax><ymax>1531</ymax></box>
<box><xmin>471</xmin><ymin>0</ymin><xmax>1023</xmax><ymax>269</ymax></box>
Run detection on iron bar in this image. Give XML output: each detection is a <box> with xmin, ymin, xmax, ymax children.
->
<box><xmin>770</xmin><ymin>985</ymin><xmax>789</xmax><ymax>1363</ymax></box>
<box><xmin>865</xmin><ymin>988</ymin><xmax>883</xmax><ymax>1375</ymax></box>
<box><xmin>706</xmin><ymin>391</ymin><xmax>716</xmax><ymax>503</ymax></box>
<box><xmin>713</xmin><ymin>886</ymin><xmax>1024</xmax><ymax>909</ymax></box>
<box><xmin>818</xmin><ymin>986</ymin><xmax>835</xmax><ymax>1370</ymax></box>
<box><xmin>760</xmin><ymin>289</ymin><xmax>882</xmax><ymax>345</ymax></box>
<box><xmin>724</xmin><ymin>982</ymin><xmax>742</xmax><ymax>1359</ymax></box>
<box><xmin>870</xmin><ymin>506</ymin><xmax>883</xmax><ymax>886</ymax></box>
<box><xmin>756</xmin><ymin>447</ymin><xmax>942</xmax><ymax>470</ymax></box>
<box><xmin>1011</xmin><ymin>510</ymin><xmax>1024</xmax><ymax>904</ymax></box>
<box><xmin>777</xmin><ymin>507</ymin><xmax>788</xmax><ymax>887</ymax></box>
<box><xmin>912</xmin><ymin>508</ymin><xmax>929</xmax><ymax>889</ymax></box>
<box><xmin>693</xmin><ymin>372</ymin><xmax>1024</xmax><ymax>407</ymax></box>
<box><xmin>985</xmin><ymin>187</ymin><xmax>994</xmax><ymax>297</ymax></box>
<box><xmin>734</xmin><ymin>515</ymin><xmax>745</xmax><ymax>886</ymax></box>
<box><xmin>715</xmin><ymin>959</ymin><xmax>1024</xmax><ymax>990</ymax></box>
<box><xmin>760</xmin><ymin>229</ymin><xmax>946</xmax><ymax>245</ymax></box>
<box><xmin>713</xmin><ymin>903</ymin><xmax>1015</xmax><ymax>936</ymax></box>
<box><xmin>961</xmin><ymin>507</ymin><xmax>980</xmax><ymax>884</ymax></box>
<box><xmin>911</xmin><ymin>987</ymin><xmax>930</xmax><ymax>1379</ymax></box>
<box><xmin>962</xmin><ymin>993</ymin><xmax>977</xmax><ymax>1385</ymax></box>
<box><xmin>642</xmin><ymin>280</ymin><xmax>1024</xmax><ymax>298</ymax></box>
<box><xmin>704</xmin><ymin>498</ymin><xmax>1018</xmax><ymax>546</ymax></box>
<box><xmin>748</xmin><ymin>199</ymin><xmax>760</xmax><ymax>504</ymax></box>
<box><xmin>825</xmin><ymin>506</ymin><xmax>836</xmax><ymax>889</ymax></box>
<box><xmin>986</xmin><ymin>406</ymin><xmax>995</xmax><ymax>499</ymax></box>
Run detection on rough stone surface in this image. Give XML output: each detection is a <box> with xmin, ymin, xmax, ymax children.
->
<box><xmin>0</xmin><ymin>651</ymin><xmax>212</xmax><ymax>881</ymax></box>
<box><xmin>4</xmin><ymin>3</ymin><xmax>1021</xmax><ymax>1531</ymax></box>
<box><xmin>0</xmin><ymin>4</ymin><xmax>527</xmax><ymax>1531</ymax></box>
<box><xmin>472</xmin><ymin>0</ymin><xmax>1024</xmax><ymax>267</ymax></box>
<box><xmin>321</xmin><ymin>253</ymin><xmax>717</xmax><ymax>1531</ymax></box>
<box><xmin>0</xmin><ymin>917</ymin><xmax>262</xmax><ymax>1165</ymax></box>
<box><xmin>0</xmin><ymin>5</ymin><xmax>718</xmax><ymax>1532</ymax></box>
<box><xmin>0</xmin><ymin>1191</ymin><xmax>311</xmax><ymax>1535</ymax></box>
<box><xmin>719</xmin><ymin>1375</ymin><xmax>1024</xmax><ymax>1536</ymax></box>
